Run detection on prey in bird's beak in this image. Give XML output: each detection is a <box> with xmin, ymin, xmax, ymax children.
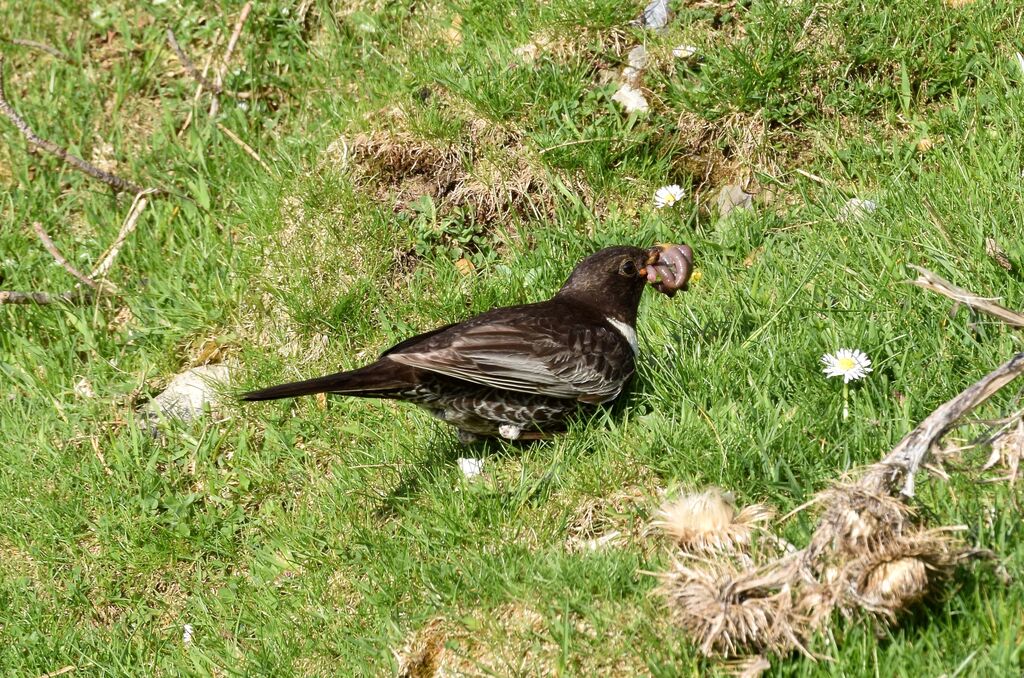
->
<box><xmin>639</xmin><ymin>243</ymin><xmax>694</xmax><ymax>297</ymax></box>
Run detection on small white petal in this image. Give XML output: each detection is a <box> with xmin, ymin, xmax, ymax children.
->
<box><xmin>836</xmin><ymin>198</ymin><xmax>878</xmax><ymax>224</ymax></box>
<box><xmin>182</xmin><ymin>624</ymin><xmax>194</xmax><ymax>645</ymax></box>
<box><xmin>673</xmin><ymin>45</ymin><xmax>698</xmax><ymax>60</ymax></box>
<box><xmin>612</xmin><ymin>83</ymin><xmax>649</xmax><ymax>113</ymax></box>
<box><xmin>457</xmin><ymin>457</ymin><xmax>484</xmax><ymax>478</ymax></box>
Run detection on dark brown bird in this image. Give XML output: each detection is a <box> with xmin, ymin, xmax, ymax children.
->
<box><xmin>242</xmin><ymin>244</ymin><xmax>693</xmax><ymax>442</ymax></box>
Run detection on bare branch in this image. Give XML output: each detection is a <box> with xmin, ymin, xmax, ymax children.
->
<box><xmin>31</xmin><ymin>221</ymin><xmax>99</xmax><ymax>289</ymax></box>
<box><xmin>90</xmin><ymin>188</ymin><xmax>157</xmax><ymax>281</ymax></box>
<box><xmin>864</xmin><ymin>352</ymin><xmax>1024</xmax><ymax>497</ymax></box>
<box><xmin>166</xmin><ymin>30</ymin><xmax>221</xmax><ymax>93</ymax></box>
<box><xmin>909</xmin><ymin>265</ymin><xmax>1024</xmax><ymax>328</ymax></box>
<box><xmin>0</xmin><ymin>289</ymin><xmax>85</xmax><ymax>305</ymax></box>
<box><xmin>0</xmin><ymin>55</ymin><xmax>149</xmax><ymax>195</ymax></box>
<box><xmin>209</xmin><ymin>1</ymin><xmax>253</xmax><ymax>118</ymax></box>
<box><xmin>9</xmin><ymin>39</ymin><xmax>74</xmax><ymax>63</ymax></box>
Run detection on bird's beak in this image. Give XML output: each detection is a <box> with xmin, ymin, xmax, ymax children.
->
<box><xmin>638</xmin><ymin>243</ymin><xmax>694</xmax><ymax>297</ymax></box>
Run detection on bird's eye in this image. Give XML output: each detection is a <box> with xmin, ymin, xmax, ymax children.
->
<box><xmin>618</xmin><ymin>259</ymin><xmax>638</xmax><ymax>277</ymax></box>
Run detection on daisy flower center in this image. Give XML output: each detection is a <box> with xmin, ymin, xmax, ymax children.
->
<box><xmin>837</xmin><ymin>357</ymin><xmax>856</xmax><ymax>371</ymax></box>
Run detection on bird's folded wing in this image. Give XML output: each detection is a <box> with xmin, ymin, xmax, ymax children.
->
<box><xmin>387</xmin><ymin>322</ymin><xmax>631</xmax><ymax>403</ymax></box>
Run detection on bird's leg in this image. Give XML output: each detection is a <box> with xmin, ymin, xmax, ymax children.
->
<box><xmin>457</xmin><ymin>429</ymin><xmax>482</xmax><ymax>445</ymax></box>
<box><xmin>515</xmin><ymin>430</ymin><xmax>553</xmax><ymax>441</ymax></box>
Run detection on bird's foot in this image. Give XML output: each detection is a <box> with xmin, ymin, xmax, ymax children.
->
<box><xmin>498</xmin><ymin>425</ymin><xmax>551</xmax><ymax>441</ymax></box>
<box><xmin>498</xmin><ymin>424</ymin><xmax>523</xmax><ymax>440</ymax></box>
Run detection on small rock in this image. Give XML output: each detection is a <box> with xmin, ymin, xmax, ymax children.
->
<box><xmin>638</xmin><ymin>0</ymin><xmax>669</xmax><ymax>29</ymax></box>
<box><xmin>627</xmin><ymin>44</ymin><xmax>648</xmax><ymax>71</ymax></box>
<box><xmin>716</xmin><ymin>184</ymin><xmax>754</xmax><ymax>218</ymax></box>
<box><xmin>457</xmin><ymin>457</ymin><xmax>484</xmax><ymax>479</ymax></box>
<box><xmin>836</xmin><ymin>198</ymin><xmax>878</xmax><ymax>224</ymax></box>
<box><xmin>612</xmin><ymin>83</ymin><xmax>649</xmax><ymax>113</ymax></box>
<box><xmin>146</xmin><ymin>364</ymin><xmax>231</xmax><ymax>423</ymax></box>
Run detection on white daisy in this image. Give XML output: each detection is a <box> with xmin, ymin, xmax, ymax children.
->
<box><xmin>821</xmin><ymin>348</ymin><xmax>873</xmax><ymax>383</ymax></box>
<box><xmin>654</xmin><ymin>184</ymin><xmax>685</xmax><ymax>209</ymax></box>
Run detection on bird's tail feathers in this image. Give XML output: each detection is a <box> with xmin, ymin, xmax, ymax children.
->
<box><xmin>240</xmin><ymin>363</ymin><xmax>411</xmax><ymax>402</ymax></box>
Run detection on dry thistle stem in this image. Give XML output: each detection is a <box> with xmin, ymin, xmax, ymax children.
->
<box><xmin>655</xmin><ymin>488</ymin><xmax>773</xmax><ymax>553</ymax></box>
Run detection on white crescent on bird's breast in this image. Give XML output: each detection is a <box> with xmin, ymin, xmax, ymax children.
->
<box><xmin>605</xmin><ymin>317</ymin><xmax>637</xmax><ymax>354</ymax></box>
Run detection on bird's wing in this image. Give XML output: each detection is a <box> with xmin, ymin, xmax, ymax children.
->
<box><xmin>387</xmin><ymin>318</ymin><xmax>634</xmax><ymax>403</ymax></box>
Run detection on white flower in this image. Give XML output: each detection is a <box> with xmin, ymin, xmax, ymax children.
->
<box><xmin>182</xmin><ymin>623</ymin><xmax>194</xmax><ymax>645</ymax></box>
<box><xmin>653</xmin><ymin>184</ymin><xmax>685</xmax><ymax>209</ymax></box>
<box><xmin>457</xmin><ymin>457</ymin><xmax>484</xmax><ymax>478</ymax></box>
<box><xmin>821</xmin><ymin>348</ymin><xmax>873</xmax><ymax>383</ymax></box>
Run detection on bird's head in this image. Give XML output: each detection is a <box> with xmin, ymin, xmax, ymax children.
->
<box><xmin>556</xmin><ymin>243</ymin><xmax>694</xmax><ymax>323</ymax></box>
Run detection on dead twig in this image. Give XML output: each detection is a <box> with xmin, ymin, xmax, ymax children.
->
<box><xmin>216</xmin><ymin>122</ymin><xmax>272</xmax><ymax>173</ymax></box>
<box><xmin>31</xmin><ymin>221</ymin><xmax>98</xmax><ymax>289</ymax></box>
<box><xmin>90</xmin><ymin>188</ymin><xmax>157</xmax><ymax>282</ymax></box>
<box><xmin>864</xmin><ymin>353</ymin><xmax>1024</xmax><ymax>498</ymax></box>
<box><xmin>178</xmin><ymin>29</ymin><xmax>221</xmax><ymax>136</ymax></box>
<box><xmin>209</xmin><ymin>1</ymin><xmax>252</xmax><ymax>118</ymax></box>
<box><xmin>166</xmin><ymin>29</ymin><xmax>221</xmax><ymax>93</ymax></box>
<box><xmin>908</xmin><ymin>265</ymin><xmax>1024</xmax><ymax>328</ymax></box>
<box><xmin>0</xmin><ymin>55</ymin><xmax>150</xmax><ymax>195</ymax></box>
<box><xmin>0</xmin><ymin>289</ymin><xmax>85</xmax><ymax>305</ymax></box>
<box><xmin>9</xmin><ymin>38</ymin><xmax>74</xmax><ymax>63</ymax></box>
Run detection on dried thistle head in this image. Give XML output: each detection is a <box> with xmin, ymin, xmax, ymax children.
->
<box><xmin>794</xmin><ymin>582</ymin><xmax>840</xmax><ymax>631</ymax></box>
<box><xmin>841</xmin><ymin>529</ymin><xmax>965</xmax><ymax>619</ymax></box>
<box><xmin>657</xmin><ymin>560</ymin><xmax>805</xmax><ymax>657</ymax></box>
<box><xmin>654</xmin><ymin>488</ymin><xmax>774</xmax><ymax>553</ymax></box>
<box><xmin>864</xmin><ymin>558</ymin><xmax>928</xmax><ymax>606</ymax></box>
<box><xmin>815</xmin><ymin>485</ymin><xmax>912</xmax><ymax>555</ymax></box>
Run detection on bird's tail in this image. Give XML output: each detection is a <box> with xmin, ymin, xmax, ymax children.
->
<box><xmin>240</xmin><ymin>362</ymin><xmax>413</xmax><ymax>402</ymax></box>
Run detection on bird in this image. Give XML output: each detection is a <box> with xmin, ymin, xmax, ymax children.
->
<box><xmin>241</xmin><ymin>243</ymin><xmax>694</xmax><ymax>443</ymax></box>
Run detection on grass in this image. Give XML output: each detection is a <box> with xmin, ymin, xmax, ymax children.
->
<box><xmin>2</xmin><ymin>0</ymin><xmax>1024</xmax><ymax>674</ymax></box>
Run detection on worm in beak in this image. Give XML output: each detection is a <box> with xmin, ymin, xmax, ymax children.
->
<box><xmin>639</xmin><ymin>243</ymin><xmax>694</xmax><ymax>297</ymax></box>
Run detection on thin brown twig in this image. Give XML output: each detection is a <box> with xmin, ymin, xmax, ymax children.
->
<box><xmin>0</xmin><ymin>289</ymin><xmax>85</xmax><ymax>305</ymax></box>
<box><xmin>209</xmin><ymin>1</ymin><xmax>252</xmax><ymax>118</ymax></box>
<box><xmin>90</xmin><ymin>188</ymin><xmax>157</xmax><ymax>281</ymax></box>
<box><xmin>908</xmin><ymin>265</ymin><xmax>1024</xmax><ymax>328</ymax></box>
<box><xmin>9</xmin><ymin>38</ymin><xmax>74</xmax><ymax>63</ymax></box>
<box><xmin>0</xmin><ymin>55</ymin><xmax>148</xmax><ymax>195</ymax></box>
<box><xmin>178</xmin><ymin>29</ymin><xmax>221</xmax><ymax>137</ymax></box>
<box><xmin>216</xmin><ymin>122</ymin><xmax>272</xmax><ymax>173</ymax></box>
<box><xmin>538</xmin><ymin>137</ymin><xmax>617</xmax><ymax>154</ymax></box>
<box><xmin>31</xmin><ymin>221</ymin><xmax>98</xmax><ymax>289</ymax></box>
<box><xmin>166</xmin><ymin>29</ymin><xmax>221</xmax><ymax>93</ymax></box>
